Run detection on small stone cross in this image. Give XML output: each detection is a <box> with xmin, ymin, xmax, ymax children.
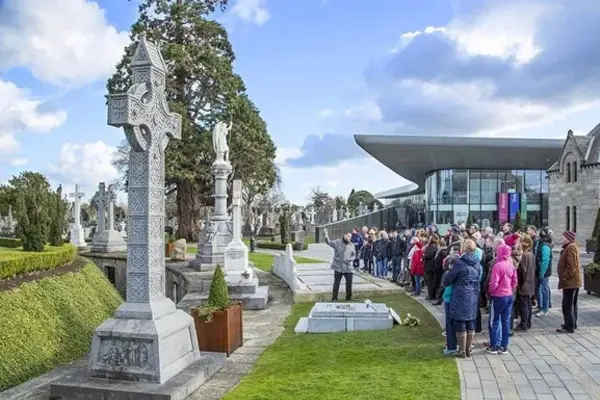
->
<box><xmin>69</xmin><ymin>184</ymin><xmax>85</xmax><ymax>227</ymax></box>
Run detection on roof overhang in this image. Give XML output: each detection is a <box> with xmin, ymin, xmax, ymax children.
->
<box><xmin>355</xmin><ymin>134</ymin><xmax>564</xmax><ymax>193</ymax></box>
<box><xmin>374</xmin><ymin>183</ymin><xmax>420</xmax><ymax>199</ymax></box>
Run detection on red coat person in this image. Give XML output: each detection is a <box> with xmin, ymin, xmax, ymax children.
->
<box><xmin>410</xmin><ymin>241</ymin><xmax>425</xmax><ymax>276</ymax></box>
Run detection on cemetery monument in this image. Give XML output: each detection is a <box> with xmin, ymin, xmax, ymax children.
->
<box><xmin>52</xmin><ymin>38</ymin><xmax>224</xmax><ymax>399</ymax></box>
<box><xmin>91</xmin><ymin>183</ymin><xmax>126</xmax><ymax>252</ymax></box>
<box><xmin>219</xmin><ymin>179</ymin><xmax>268</xmax><ymax>309</ymax></box>
<box><xmin>190</xmin><ymin>119</ymin><xmax>234</xmax><ymax>270</ymax></box>
<box><xmin>295</xmin><ymin>301</ymin><xmax>399</xmax><ymax>333</ymax></box>
<box><xmin>69</xmin><ymin>184</ymin><xmax>87</xmax><ymax>248</ymax></box>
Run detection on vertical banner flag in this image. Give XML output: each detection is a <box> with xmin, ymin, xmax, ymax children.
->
<box><xmin>498</xmin><ymin>193</ymin><xmax>509</xmax><ymax>224</ymax></box>
<box><xmin>521</xmin><ymin>196</ymin><xmax>527</xmax><ymax>223</ymax></box>
<box><xmin>509</xmin><ymin>192</ymin><xmax>521</xmax><ymax>222</ymax></box>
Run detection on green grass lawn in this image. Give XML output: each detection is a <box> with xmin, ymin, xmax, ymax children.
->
<box><xmin>186</xmin><ymin>247</ymin><xmax>323</xmax><ymax>272</ymax></box>
<box><xmin>224</xmin><ymin>294</ymin><xmax>460</xmax><ymax>400</ymax></box>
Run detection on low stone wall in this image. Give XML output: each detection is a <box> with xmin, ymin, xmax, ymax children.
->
<box><xmin>81</xmin><ymin>251</ymin><xmax>190</xmax><ymax>305</ymax></box>
<box><xmin>80</xmin><ymin>251</ymin><xmax>127</xmax><ymax>298</ymax></box>
<box><xmin>272</xmin><ymin>244</ymin><xmax>299</xmax><ymax>292</ymax></box>
<box><xmin>315</xmin><ymin>206</ymin><xmax>399</xmax><ymax>242</ymax></box>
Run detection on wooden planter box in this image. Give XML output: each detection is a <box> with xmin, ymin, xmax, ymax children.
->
<box><xmin>192</xmin><ymin>303</ymin><xmax>243</xmax><ymax>356</ymax></box>
<box><xmin>165</xmin><ymin>242</ymin><xmax>174</xmax><ymax>257</ymax></box>
<box><xmin>584</xmin><ymin>273</ymin><xmax>600</xmax><ymax>296</ymax></box>
<box><xmin>586</xmin><ymin>239</ymin><xmax>597</xmax><ymax>254</ymax></box>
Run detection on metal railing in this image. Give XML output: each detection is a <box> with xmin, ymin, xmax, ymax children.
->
<box><xmin>315</xmin><ymin>206</ymin><xmax>399</xmax><ymax>242</ymax></box>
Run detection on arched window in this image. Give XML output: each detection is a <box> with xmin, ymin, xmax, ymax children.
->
<box><xmin>566</xmin><ymin>206</ymin><xmax>571</xmax><ymax>230</ymax></box>
<box><xmin>573</xmin><ymin>162</ymin><xmax>578</xmax><ymax>182</ymax></box>
<box><xmin>566</xmin><ymin>162</ymin><xmax>571</xmax><ymax>182</ymax></box>
<box><xmin>573</xmin><ymin>206</ymin><xmax>577</xmax><ymax>232</ymax></box>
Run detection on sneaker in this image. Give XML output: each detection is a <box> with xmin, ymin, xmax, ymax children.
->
<box><xmin>485</xmin><ymin>347</ymin><xmax>498</xmax><ymax>355</ymax></box>
<box><xmin>535</xmin><ymin>311</ymin><xmax>548</xmax><ymax>317</ymax></box>
<box><xmin>442</xmin><ymin>331</ymin><xmax>447</xmax><ymax>337</ymax></box>
<box><xmin>498</xmin><ymin>347</ymin><xmax>509</xmax><ymax>355</ymax></box>
<box><xmin>443</xmin><ymin>348</ymin><xmax>458</xmax><ymax>356</ymax></box>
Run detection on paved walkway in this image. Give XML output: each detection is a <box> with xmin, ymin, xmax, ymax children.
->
<box><xmin>414</xmin><ymin>271</ymin><xmax>600</xmax><ymax>400</ymax></box>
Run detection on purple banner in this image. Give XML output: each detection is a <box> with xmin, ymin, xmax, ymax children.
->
<box><xmin>497</xmin><ymin>193</ymin><xmax>509</xmax><ymax>224</ymax></box>
<box><xmin>509</xmin><ymin>193</ymin><xmax>521</xmax><ymax>222</ymax></box>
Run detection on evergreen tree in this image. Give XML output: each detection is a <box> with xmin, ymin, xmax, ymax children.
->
<box><xmin>9</xmin><ymin>172</ymin><xmax>53</xmax><ymax>251</ymax></box>
<box><xmin>48</xmin><ymin>185</ymin><xmax>68</xmax><ymax>246</ymax></box>
<box><xmin>108</xmin><ymin>0</ymin><xmax>278</xmax><ymax>241</ymax></box>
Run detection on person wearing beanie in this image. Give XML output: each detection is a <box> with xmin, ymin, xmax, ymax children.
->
<box><xmin>556</xmin><ymin>230</ymin><xmax>582</xmax><ymax>333</ymax></box>
<box><xmin>535</xmin><ymin>228</ymin><xmax>553</xmax><ymax>316</ymax></box>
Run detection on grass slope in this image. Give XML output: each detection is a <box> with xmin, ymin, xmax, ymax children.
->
<box><xmin>0</xmin><ymin>263</ymin><xmax>123</xmax><ymax>390</ymax></box>
<box><xmin>224</xmin><ymin>294</ymin><xmax>460</xmax><ymax>400</ymax></box>
<box><xmin>187</xmin><ymin>247</ymin><xmax>323</xmax><ymax>272</ymax></box>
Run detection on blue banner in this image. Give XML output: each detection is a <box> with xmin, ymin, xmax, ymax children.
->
<box><xmin>509</xmin><ymin>193</ymin><xmax>520</xmax><ymax>222</ymax></box>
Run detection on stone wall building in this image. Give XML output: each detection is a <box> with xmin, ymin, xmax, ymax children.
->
<box><xmin>548</xmin><ymin>126</ymin><xmax>600</xmax><ymax>246</ymax></box>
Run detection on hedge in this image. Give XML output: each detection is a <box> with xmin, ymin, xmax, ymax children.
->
<box><xmin>0</xmin><ymin>263</ymin><xmax>123</xmax><ymax>390</ymax></box>
<box><xmin>0</xmin><ymin>238</ymin><xmax>21</xmax><ymax>249</ymax></box>
<box><xmin>0</xmin><ymin>245</ymin><xmax>77</xmax><ymax>280</ymax></box>
<box><xmin>257</xmin><ymin>242</ymin><xmax>308</xmax><ymax>251</ymax></box>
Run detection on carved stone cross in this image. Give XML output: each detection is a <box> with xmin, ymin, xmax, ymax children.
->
<box><xmin>108</xmin><ymin>37</ymin><xmax>182</xmax><ymax>303</ymax></box>
<box><xmin>69</xmin><ymin>184</ymin><xmax>85</xmax><ymax>228</ymax></box>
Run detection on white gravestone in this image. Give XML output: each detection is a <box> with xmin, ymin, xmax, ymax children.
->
<box><xmin>224</xmin><ymin>180</ymin><xmax>252</xmax><ymax>284</ymax></box>
<box><xmin>69</xmin><ymin>184</ymin><xmax>86</xmax><ymax>247</ymax></box>
<box><xmin>75</xmin><ymin>38</ymin><xmax>206</xmax><ymax>387</ymax></box>
<box><xmin>294</xmin><ymin>302</ymin><xmax>395</xmax><ymax>334</ymax></box>
<box><xmin>332</xmin><ymin>208</ymin><xmax>338</xmax><ymax>222</ymax></box>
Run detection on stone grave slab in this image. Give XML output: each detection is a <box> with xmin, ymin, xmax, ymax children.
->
<box><xmin>295</xmin><ymin>302</ymin><xmax>394</xmax><ymax>334</ymax></box>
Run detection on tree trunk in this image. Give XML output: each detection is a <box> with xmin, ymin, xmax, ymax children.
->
<box><xmin>176</xmin><ymin>179</ymin><xmax>199</xmax><ymax>241</ymax></box>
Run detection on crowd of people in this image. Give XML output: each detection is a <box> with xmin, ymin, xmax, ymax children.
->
<box><xmin>331</xmin><ymin>222</ymin><xmax>583</xmax><ymax>357</ymax></box>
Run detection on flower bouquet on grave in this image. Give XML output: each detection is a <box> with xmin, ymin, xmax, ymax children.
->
<box><xmin>402</xmin><ymin>313</ymin><xmax>421</xmax><ymax>327</ymax></box>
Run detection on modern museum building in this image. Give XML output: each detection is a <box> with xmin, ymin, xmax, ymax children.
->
<box><xmin>353</xmin><ymin>134</ymin><xmax>565</xmax><ymax>230</ymax></box>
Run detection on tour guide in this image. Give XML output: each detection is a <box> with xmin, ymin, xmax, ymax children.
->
<box><xmin>323</xmin><ymin>228</ymin><xmax>357</xmax><ymax>301</ymax></box>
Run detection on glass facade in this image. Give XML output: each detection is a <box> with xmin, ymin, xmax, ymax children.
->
<box><xmin>425</xmin><ymin>169</ymin><xmax>548</xmax><ymax>229</ymax></box>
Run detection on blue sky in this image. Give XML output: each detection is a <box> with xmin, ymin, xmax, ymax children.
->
<box><xmin>2</xmin><ymin>0</ymin><xmax>600</xmax><ymax>205</ymax></box>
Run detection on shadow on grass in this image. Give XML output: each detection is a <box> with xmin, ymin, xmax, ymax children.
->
<box><xmin>224</xmin><ymin>294</ymin><xmax>460</xmax><ymax>400</ymax></box>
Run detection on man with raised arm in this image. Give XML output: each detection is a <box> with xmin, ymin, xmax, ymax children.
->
<box><xmin>324</xmin><ymin>228</ymin><xmax>356</xmax><ymax>301</ymax></box>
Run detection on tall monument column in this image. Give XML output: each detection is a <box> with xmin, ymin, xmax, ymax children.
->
<box><xmin>190</xmin><ymin>122</ymin><xmax>234</xmax><ymax>270</ymax></box>
<box><xmin>52</xmin><ymin>40</ymin><xmax>225</xmax><ymax>399</ymax></box>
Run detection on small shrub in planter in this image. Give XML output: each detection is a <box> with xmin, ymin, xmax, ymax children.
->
<box><xmin>192</xmin><ymin>266</ymin><xmax>243</xmax><ymax>356</ymax></box>
<box><xmin>584</xmin><ymin>262</ymin><xmax>600</xmax><ymax>296</ymax></box>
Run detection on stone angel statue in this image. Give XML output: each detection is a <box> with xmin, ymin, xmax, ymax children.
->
<box><xmin>212</xmin><ymin>119</ymin><xmax>233</xmax><ymax>162</ymax></box>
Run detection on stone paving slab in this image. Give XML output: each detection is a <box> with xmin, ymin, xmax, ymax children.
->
<box><xmin>413</xmin><ymin>268</ymin><xmax>600</xmax><ymax>400</ymax></box>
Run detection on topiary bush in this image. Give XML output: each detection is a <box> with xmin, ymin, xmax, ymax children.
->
<box><xmin>592</xmin><ymin>208</ymin><xmax>600</xmax><ymax>240</ymax></box>
<box><xmin>0</xmin><ymin>263</ymin><xmax>122</xmax><ymax>390</ymax></box>
<box><xmin>279</xmin><ymin>210</ymin><xmax>291</xmax><ymax>245</ymax></box>
<box><xmin>11</xmin><ymin>172</ymin><xmax>52</xmax><ymax>252</ymax></box>
<box><xmin>0</xmin><ymin>244</ymin><xmax>77</xmax><ymax>280</ymax></box>
<box><xmin>207</xmin><ymin>265</ymin><xmax>230</xmax><ymax>310</ymax></box>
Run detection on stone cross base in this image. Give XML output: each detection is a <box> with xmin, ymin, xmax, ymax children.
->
<box><xmin>91</xmin><ymin>229</ymin><xmax>127</xmax><ymax>253</ymax></box>
<box><xmin>70</xmin><ymin>226</ymin><xmax>87</xmax><ymax>248</ymax></box>
<box><xmin>86</xmin><ymin>297</ymin><xmax>199</xmax><ymax>384</ymax></box>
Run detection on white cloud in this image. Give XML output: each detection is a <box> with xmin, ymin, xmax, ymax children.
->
<box><xmin>0</xmin><ymin>79</ymin><xmax>66</xmax><ymax>156</ymax></box>
<box><xmin>50</xmin><ymin>141</ymin><xmax>119</xmax><ymax>187</ymax></box>
<box><xmin>0</xmin><ymin>0</ymin><xmax>130</xmax><ymax>86</ymax></box>
<box><xmin>317</xmin><ymin>108</ymin><xmax>333</xmax><ymax>118</ymax></box>
<box><xmin>231</xmin><ymin>0</ymin><xmax>270</xmax><ymax>26</ymax></box>
<box><xmin>344</xmin><ymin>100</ymin><xmax>382</xmax><ymax>122</ymax></box>
<box><xmin>7</xmin><ymin>158</ymin><xmax>27</xmax><ymax>167</ymax></box>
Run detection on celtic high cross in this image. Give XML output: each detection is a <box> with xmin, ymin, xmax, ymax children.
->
<box><xmin>107</xmin><ymin>37</ymin><xmax>182</xmax><ymax>303</ymax></box>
